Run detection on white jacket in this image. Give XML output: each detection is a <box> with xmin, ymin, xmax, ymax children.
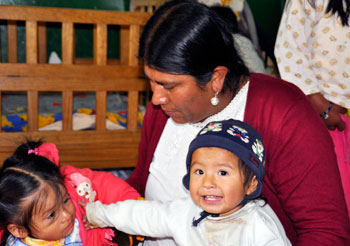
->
<box><xmin>86</xmin><ymin>198</ymin><xmax>291</xmax><ymax>246</ymax></box>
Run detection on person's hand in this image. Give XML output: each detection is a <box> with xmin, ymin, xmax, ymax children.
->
<box><xmin>78</xmin><ymin>201</ymin><xmax>92</xmax><ymax>230</ymax></box>
<box><xmin>308</xmin><ymin>93</ymin><xmax>347</xmax><ymax>131</ymax></box>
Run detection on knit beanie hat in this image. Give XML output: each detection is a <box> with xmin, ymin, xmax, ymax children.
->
<box><xmin>183</xmin><ymin>119</ymin><xmax>265</xmax><ymax>200</ymax></box>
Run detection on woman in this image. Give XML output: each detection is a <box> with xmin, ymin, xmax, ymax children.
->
<box><xmin>126</xmin><ymin>1</ymin><xmax>350</xmax><ymax>245</ymax></box>
<box><xmin>274</xmin><ymin>0</ymin><xmax>350</xmax><ymax>219</ymax></box>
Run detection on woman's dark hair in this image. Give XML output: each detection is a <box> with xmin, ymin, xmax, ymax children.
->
<box><xmin>0</xmin><ymin>140</ymin><xmax>64</xmax><ymax>245</ymax></box>
<box><xmin>138</xmin><ymin>0</ymin><xmax>249</xmax><ymax>94</ymax></box>
<box><xmin>210</xmin><ymin>5</ymin><xmax>239</xmax><ymax>33</ymax></box>
<box><xmin>326</xmin><ymin>0</ymin><xmax>350</xmax><ymax>26</ymax></box>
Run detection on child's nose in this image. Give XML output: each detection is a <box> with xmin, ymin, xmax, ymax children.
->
<box><xmin>202</xmin><ymin>174</ymin><xmax>216</xmax><ymax>188</ymax></box>
<box><xmin>61</xmin><ymin>207</ymin><xmax>73</xmax><ymax>222</ymax></box>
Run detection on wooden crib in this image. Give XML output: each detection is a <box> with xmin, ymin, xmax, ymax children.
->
<box><xmin>0</xmin><ymin>5</ymin><xmax>151</xmax><ymax>169</ymax></box>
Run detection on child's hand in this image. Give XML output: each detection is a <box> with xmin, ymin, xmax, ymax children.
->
<box><xmin>82</xmin><ymin>214</ymin><xmax>92</xmax><ymax>230</ymax></box>
<box><xmin>78</xmin><ymin>201</ymin><xmax>92</xmax><ymax>230</ymax></box>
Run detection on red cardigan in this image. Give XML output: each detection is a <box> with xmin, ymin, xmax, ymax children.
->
<box><xmin>127</xmin><ymin>73</ymin><xmax>350</xmax><ymax>245</ymax></box>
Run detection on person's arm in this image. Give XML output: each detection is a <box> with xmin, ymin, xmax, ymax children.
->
<box><xmin>268</xmin><ymin>93</ymin><xmax>349</xmax><ymax>245</ymax></box>
<box><xmin>274</xmin><ymin>0</ymin><xmax>347</xmax><ymax>131</ymax></box>
<box><xmin>274</xmin><ymin>0</ymin><xmax>318</xmax><ymax>94</ymax></box>
<box><xmin>85</xmin><ymin>199</ymin><xmax>183</xmax><ymax>238</ymax></box>
<box><xmin>307</xmin><ymin>93</ymin><xmax>347</xmax><ymax>131</ymax></box>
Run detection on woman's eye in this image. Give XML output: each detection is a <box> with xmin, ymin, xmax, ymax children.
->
<box><xmin>218</xmin><ymin>170</ymin><xmax>228</xmax><ymax>176</ymax></box>
<box><xmin>164</xmin><ymin>86</ymin><xmax>175</xmax><ymax>90</ymax></box>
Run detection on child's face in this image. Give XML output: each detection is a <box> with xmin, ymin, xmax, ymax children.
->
<box><xmin>29</xmin><ymin>184</ymin><xmax>76</xmax><ymax>241</ymax></box>
<box><xmin>189</xmin><ymin>147</ymin><xmax>255</xmax><ymax>217</ymax></box>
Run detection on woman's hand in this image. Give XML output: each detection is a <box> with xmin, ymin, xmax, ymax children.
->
<box><xmin>308</xmin><ymin>93</ymin><xmax>347</xmax><ymax>131</ymax></box>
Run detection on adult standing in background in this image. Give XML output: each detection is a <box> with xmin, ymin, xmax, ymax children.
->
<box><xmin>127</xmin><ymin>1</ymin><xmax>350</xmax><ymax>245</ymax></box>
<box><xmin>275</xmin><ymin>0</ymin><xmax>350</xmax><ymax>218</ymax></box>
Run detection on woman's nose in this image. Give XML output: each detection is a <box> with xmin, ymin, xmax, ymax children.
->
<box><xmin>151</xmin><ymin>83</ymin><xmax>168</xmax><ymax>105</ymax></box>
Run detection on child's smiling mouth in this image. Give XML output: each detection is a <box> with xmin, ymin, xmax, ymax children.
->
<box><xmin>203</xmin><ymin>195</ymin><xmax>223</xmax><ymax>204</ymax></box>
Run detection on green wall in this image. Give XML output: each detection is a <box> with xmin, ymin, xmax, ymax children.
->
<box><xmin>0</xmin><ymin>0</ymin><xmax>128</xmax><ymax>11</ymax></box>
<box><xmin>247</xmin><ymin>0</ymin><xmax>285</xmax><ymax>47</ymax></box>
<box><xmin>0</xmin><ymin>0</ymin><xmax>130</xmax><ymax>63</ymax></box>
<box><xmin>247</xmin><ymin>0</ymin><xmax>286</xmax><ymax>62</ymax></box>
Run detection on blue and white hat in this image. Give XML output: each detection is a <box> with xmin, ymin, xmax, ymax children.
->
<box><xmin>183</xmin><ymin>119</ymin><xmax>265</xmax><ymax>200</ymax></box>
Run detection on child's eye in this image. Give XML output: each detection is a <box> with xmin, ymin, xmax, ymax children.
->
<box><xmin>64</xmin><ymin>197</ymin><xmax>71</xmax><ymax>204</ymax></box>
<box><xmin>194</xmin><ymin>169</ymin><xmax>204</xmax><ymax>175</ymax></box>
<box><xmin>218</xmin><ymin>170</ymin><xmax>228</xmax><ymax>176</ymax></box>
<box><xmin>47</xmin><ymin>211</ymin><xmax>56</xmax><ymax>219</ymax></box>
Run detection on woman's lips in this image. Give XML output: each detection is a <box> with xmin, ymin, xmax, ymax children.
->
<box><xmin>163</xmin><ymin>110</ymin><xmax>176</xmax><ymax>117</ymax></box>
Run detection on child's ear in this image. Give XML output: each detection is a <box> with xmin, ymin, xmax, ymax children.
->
<box><xmin>246</xmin><ymin>176</ymin><xmax>258</xmax><ymax>195</ymax></box>
<box><xmin>7</xmin><ymin>224</ymin><xmax>29</xmax><ymax>239</ymax></box>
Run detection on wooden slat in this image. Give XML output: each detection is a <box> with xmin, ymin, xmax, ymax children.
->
<box><xmin>120</xmin><ymin>26</ymin><xmax>129</xmax><ymax>65</ymax></box>
<box><xmin>94</xmin><ymin>23</ymin><xmax>107</xmax><ymax>65</ymax></box>
<box><xmin>95</xmin><ymin>91</ymin><xmax>106</xmax><ymax>130</ymax></box>
<box><xmin>27</xmin><ymin>91</ymin><xmax>38</xmax><ymax>131</ymax></box>
<box><xmin>0</xmin><ymin>64</ymin><xmax>147</xmax><ymax>91</ymax></box>
<box><xmin>7</xmin><ymin>20</ymin><xmax>17</xmax><ymax>63</ymax></box>
<box><xmin>0</xmin><ymin>63</ymin><xmax>144</xmax><ymax>79</ymax></box>
<box><xmin>25</xmin><ymin>21</ymin><xmax>38</xmax><ymax>64</ymax></box>
<box><xmin>0</xmin><ymin>76</ymin><xmax>147</xmax><ymax>92</ymax></box>
<box><xmin>62</xmin><ymin>91</ymin><xmax>73</xmax><ymax>130</ymax></box>
<box><xmin>38</xmin><ymin>23</ymin><xmax>47</xmax><ymax>63</ymax></box>
<box><xmin>93</xmin><ymin>24</ymin><xmax>108</xmax><ymax>130</ymax></box>
<box><xmin>128</xmin><ymin>90</ymin><xmax>138</xmax><ymax>130</ymax></box>
<box><xmin>62</xmin><ymin>23</ymin><xmax>74</xmax><ymax>64</ymax></box>
<box><xmin>131</xmin><ymin>0</ymin><xmax>166</xmax><ymax>13</ymax></box>
<box><xmin>128</xmin><ymin>25</ymin><xmax>140</xmax><ymax>66</ymax></box>
<box><xmin>0</xmin><ymin>130</ymin><xmax>141</xmax><ymax>169</ymax></box>
<box><xmin>0</xmin><ymin>5</ymin><xmax>151</xmax><ymax>26</ymax></box>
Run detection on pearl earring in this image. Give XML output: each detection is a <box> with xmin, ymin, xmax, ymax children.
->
<box><xmin>210</xmin><ymin>92</ymin><xmax>219</xmax><ymax>106</ymax></box>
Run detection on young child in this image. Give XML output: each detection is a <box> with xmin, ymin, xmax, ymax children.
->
<box><xmin>0</xmin><ymin>140</ymin><xmax>142</xmax><ymax>246</ymax></box>
<box><xmin>84</xmin><ymin>119</ymin><xmax>292</xmax><ymax>246</ymax></box>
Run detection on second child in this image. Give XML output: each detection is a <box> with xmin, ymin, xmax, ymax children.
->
<box><xmin>85</xmin><ymin>119</ymin><xmax>292</xmax><ymax>246</ymax></box>
<box><xmin>0</xmin><ymin>141</ymin><xmax>142</xmax><ymax>246</ymax></box>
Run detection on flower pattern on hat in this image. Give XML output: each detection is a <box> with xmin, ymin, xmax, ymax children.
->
<box><xmin>252</xmin><ymin>139</ymin><xmax>264</xmax><ymax>162</ymax></box>
<box><xmin>200</xmin><ymin>122</ymin><xmax>222</xmax><ymax>134</ymax></box>
<box><xmin>227</xmin><ymin>125</ymin><xmax>249</xmax><ymax>143</ymax></box>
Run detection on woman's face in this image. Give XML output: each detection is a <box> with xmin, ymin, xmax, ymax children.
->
<box><xmin>145</xmin><ymin>65</ymin><xmax>213</xmax><ymax>124</ymax></box>
<box><xmin>29</xmin><ymin>184</ymin><xmax>76</xmax><ymax>241</ymax></box>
